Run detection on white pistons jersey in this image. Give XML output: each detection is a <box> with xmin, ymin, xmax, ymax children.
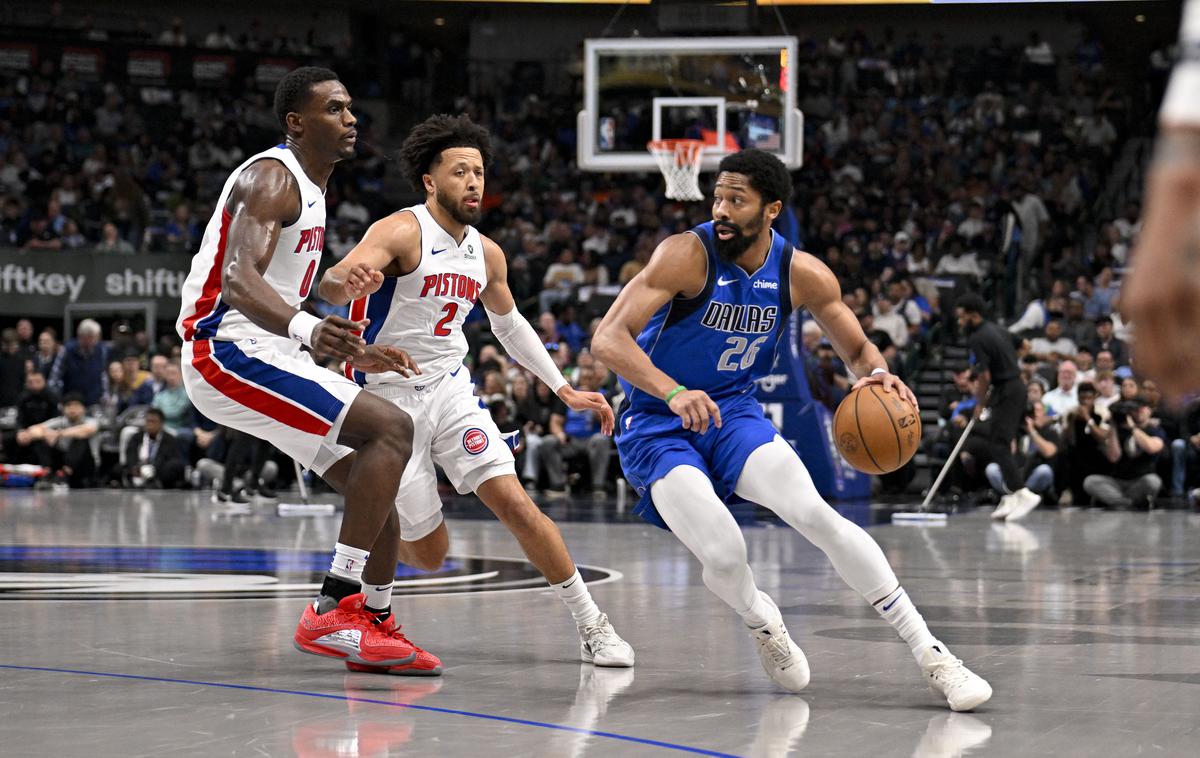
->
<box><xmin>345</xmin><ymin>203</ymin><xmax>487</xmax><ymax>387</ymax></box>
<box><xmin>177</xmin><ymin>144</ymin><xmax>326</xmax><ymax>344</ymax></box>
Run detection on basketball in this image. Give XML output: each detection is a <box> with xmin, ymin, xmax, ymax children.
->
<box><xmin>833</xmin><ymin>385</ymin><xmax>921</xmax><ymax>475</ymax></box>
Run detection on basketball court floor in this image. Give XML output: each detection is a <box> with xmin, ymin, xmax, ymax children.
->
<box><xmin>1</xmin><ymin>488</ymin><xmax>1198</xmax><ymax>757</ymax></box>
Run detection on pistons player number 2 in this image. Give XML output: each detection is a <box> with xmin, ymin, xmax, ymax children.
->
<box><xmin>433</xmin><ymin>303</ymin><xmax>459</xmax><ymax>337</ymax></box>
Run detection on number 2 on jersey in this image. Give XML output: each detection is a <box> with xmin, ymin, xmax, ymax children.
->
<box><xmin>433</xmin><ymin>302</ymin><xmax>459</xmax><ymax>336</ymax></box>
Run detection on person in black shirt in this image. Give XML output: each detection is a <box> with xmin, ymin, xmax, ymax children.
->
<box><xmin>984</xmin><ymin>400</ymin><xmax>1060</xmax><ymax>521</ymax></box>
<box><xmin>1082</xmin><ymin>396</ymin><xmax>1165</xmax><ymax>509</ymax></box>
<box><xmin>2</xmin><ymin>371</ymin><xmax>58</xmax><ymax>464</ymax></box>
<box><xmin>0</xmin><ymin>329</ymin><xmax>26</xmax><ymax>407</ymax></box>
<box><xmin>956</xmin><ymin>293</ymin><xmax>1033</xmax><ymax>519</ymax></box>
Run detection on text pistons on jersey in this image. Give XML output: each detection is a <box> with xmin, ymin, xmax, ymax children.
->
<box><xmin>419</xmin><ymin>272</ymin><xmax>484</xmax><ymax>304</ymax></box>
<box><xmin>291</xmin><ymin>227</ymin><xmax>326</xmax><ymax>254</ymax></box>
<box><xmin>700</xmin><ymin>301</ymin><xmax>779</xmax><ymax>334</ymax></box>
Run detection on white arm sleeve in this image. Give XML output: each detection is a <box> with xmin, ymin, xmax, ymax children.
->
<box><xmin>1161</xmin><ymin>0</ymin><xmax>1200</xmax><ymax>126</ymax></box>
<box><xmin>486</xmin><ymin>307</ymin><xmax>569</xmax><ymax>394</ymax></box>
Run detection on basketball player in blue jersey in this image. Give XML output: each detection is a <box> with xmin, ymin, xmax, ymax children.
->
<box><xmin>593</xmin><ymin>149</ymin><xmax>992</xmax><ymax>711</ymax></box>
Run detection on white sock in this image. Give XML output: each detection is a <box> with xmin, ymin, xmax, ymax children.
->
<box><xmin>873</xmin><ymin>586</ymin><xmax>938</xmax><ymax>662</ymax></box>
<box><xmin>551</xmin><ymin>569</ymin><xmax>602</xmax><ymax>626</ymax></box>
<box><xmin>330</xmin><ymin>542</ymin><xmax>370</xmax><ymax>584</ymax></box>
<box><xmin>742</xmin><ymin>591</ymin><xmax>778</xmax><ymax>630</ymax></box>
<box><xmin>363</xmin><ymin>581</ymin><xmax>393</xmax><ymax>611</ymax></box>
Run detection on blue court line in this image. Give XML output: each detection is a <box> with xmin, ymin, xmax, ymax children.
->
<box><xmin>0</xmin><ymin>664</ymin><xmax>740</xmax><ymax>757</ymax></box>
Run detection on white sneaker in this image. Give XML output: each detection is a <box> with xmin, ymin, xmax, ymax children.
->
<box><xmin>1005</xmin><ymin>488</ymin><xmax>1041</xmax><ymax>521</ymax></box>
<box><xmin>579</xmin><ymin>613</ymin><xmax>635</xmax><ymax>667</ymax></box>
<box><xmin>748</xmin><ymin>615</ymin><xmax>810</xmax><ymax>693</ymax></box>
<box><xmin>990</xmin><ymin>493</ymin><xmax>1016</xmax><ymax>520</ymax></box>
<box><xmin>919</xmin><ymin>642</ymin><xmax>992</xmax><ymax>711</ymax></box>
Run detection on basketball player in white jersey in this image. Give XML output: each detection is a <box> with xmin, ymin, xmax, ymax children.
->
<box><xmin>177</xmin><ymin>67</ymin><xmax>434</xmax><ymax>670</ymax></box>
<box><xmin>318</xmin><ymin>114</ymin><xmax>635</xmax><ymax>670</ymax></box>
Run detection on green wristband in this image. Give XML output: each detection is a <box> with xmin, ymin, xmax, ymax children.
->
<box><xmin>664</xmin><ymin>385</ymin><xmax>688</xmax><ymax>404</ymax></box>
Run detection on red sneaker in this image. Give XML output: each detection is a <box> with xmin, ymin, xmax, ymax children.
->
<box><xmin>344</xmin><ymin>615</ymin><xmax>443</xmax><ymax>676</ymax></box>
<box><xmin>293</xmin><ymin>594</ymin><xmax>418</xmax><ymax>666</ymax></box>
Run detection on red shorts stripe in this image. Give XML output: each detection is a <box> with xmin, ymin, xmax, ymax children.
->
<box><xmin>191</xmin><ymin>339</ymin><xmax>332</xmax><ymax>437</ymax></box>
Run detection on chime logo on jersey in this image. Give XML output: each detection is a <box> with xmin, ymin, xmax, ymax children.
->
<box><xmin>0</xmin><ymin>545</ymin><xmax>618</xmax><ymax>600</ymax></box>
<box><xmin>292</xmin><ymin>226</ymin><xmax>325</xmax><ymax>254</ymax></box>
<box><xmin>463</xmin><ymin>427</ymin><xmax>489</xmax><ymax>455</ymax></box>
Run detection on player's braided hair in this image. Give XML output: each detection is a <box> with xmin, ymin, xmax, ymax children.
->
<box><xmin>274</xmin><ymin>66</ymin><xmax>339</xmax><ymax>133</ymax></box>
<box><xmin>400</xmin><ymin>114</ymin><xmax>493</xmax><ymax>193</ymax></box>
<box><xmin>717</xmin><ymin>148</ymin><xmax>793</xmax><ymax>206</ymax></box>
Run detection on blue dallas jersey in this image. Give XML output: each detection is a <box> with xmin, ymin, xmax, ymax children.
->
<box><xmin>619</xmin><ymin>221</ymin><xmax>794</xmax><ymax>419</ymax></box>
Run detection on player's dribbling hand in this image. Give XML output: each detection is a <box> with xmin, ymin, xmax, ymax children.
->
<box><xmin>350</xmin><ymin>345</ymin><xmax>421</xmax><ymax>377</ymax></box>
<box><xmin>343</xmin><ymin>263</ymin><xmax>385</xmax><ymax>300</ymax></box>
<box><xmin>312</xmin><ymin>315</ymin><xmax>369</xmax><ymax>362</ymax></box>
<box><xmin>851</xmin><ymin>370</ymin><xmax>919</xmax><ymax>410</ymax></box>
<box><xmin>668</xmin><ymin>389</ymin><xmax>722</xmax><ymax>435</ymax></box>
<box><xmin>558</xmin><ymin>387</ymin><xmax>614</xmax><ymax>435</ymax></box>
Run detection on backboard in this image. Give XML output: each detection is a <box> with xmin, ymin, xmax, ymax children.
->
<box><xmin>578</xmin><ymin>36</ymin><xmax>803</xmax><ymax>173</ymax></box>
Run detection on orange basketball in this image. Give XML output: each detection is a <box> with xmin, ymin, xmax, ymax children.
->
<box><xmin>832</xmin><ymin>385</ymin><xmax>921</xmax><ymax>475</ymax></box>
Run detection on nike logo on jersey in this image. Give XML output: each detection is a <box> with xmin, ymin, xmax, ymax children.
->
<box><xmin>307</xmin><ymin>199</ymin><xmax>317</xmax><ymax>208</ymax></box>
<box><xmin>716</xmin><ymin>276</ymin><xmax>737</xmax><ymax>286</ymax></box>
<box><xmin>431</xmin><ymin>248</ymin><xmax>448</xmax><ymax>255</ymax></box>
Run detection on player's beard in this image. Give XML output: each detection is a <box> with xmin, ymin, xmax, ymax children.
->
<box><xmin>713</xmin><ymin>217</ymin><xmax>763</xmax><ymax>262</ymax></box>
<box><xmin>437</xmin><ymin>187</ymin><xmax>481</xmax><ymax>226</ymax></box>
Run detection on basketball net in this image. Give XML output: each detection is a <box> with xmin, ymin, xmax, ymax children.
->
<box><xmin>648</xmin><ymin>139</ymin><xmax>706</xmax><ymax>202</ymax></box>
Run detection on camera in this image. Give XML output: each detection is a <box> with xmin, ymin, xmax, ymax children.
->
<box><xmin>1108</xmin><ymin>400</ymin><xmax>1139</xmax><ymax>426</ymax></box>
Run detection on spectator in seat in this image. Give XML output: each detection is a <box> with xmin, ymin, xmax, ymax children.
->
<box><xmin>95</xmin><ymin>222</ymin><xmax>136</xmax><ymax>254</ymax></box>
<box><xmin>1094</xmin><ymin>369</ymin><xmax>1120</xmax><ymax>413</ymax></box>
<box><xmin>2</xmin><ymin>371</ymin><xmax>58</xmax><ymax>464</ymax></box>
<box><xmin>152</xmin><ymin>361</ymin><xmax>195</xmax><ymax>454</ymax></box>
<box><xmin>1089</xmin><ymin>315</ymin><xmax>1128</xmax><ymax>367</ymax></box>
<box><xmin>540</xmin><ymin>248</ymin><xmax>585</xmax><ymax>313</ymax></box>
<box><xmin>933</xmin><ymin>238</ymin><xmax>984</xmax><ymax>280</ymax></box>
<box><xmin>0</xmin><ymin>329</ymin><xmax>25</xmax><ymax>407</ymax></box>
<box><xmin>49</xmin><ymin>319</ymin><xmax>109</xmax><ymax>407</ymax></box>
<box><xmin>31</xmin><ymin>329</ymin><xmax>63</xmax><ymax>379</ymax></box>
<box><xmin>17</xmin><ymin>392</ymin><xmax>99</xmax><ymax>488</ymax></box>
<box><xmin>1042</xmin><ymin>360</ymin><xmax>1079</xmax><ymax>417</ymax></box>
<box><xmin>513</xmin><ymin>373</ymin><xmax>556</xmax><ymax>490</ymax></box>
<box><xmin>1063</xmin><ymin>297</ymin><xmax>1093</xmax><ymax>347</ymax></box>
<box><xmin>1029</xmin><ymin>320</ymin><xmax>1077</xmax><ymax>363</ymax></box>
<box><xmin>148</xmin><ymin>354</ymin><xmax>170</xmax><ymax>393</ymax></box>
<box><xmin>1083</xmin><ymin>396</ymin><xmax>1165</xmax><ymax>509</ymax></box>
<box><xmin>1060</xmin><ymin>381</ymin><xmax>1109</xmax><ymax>502</ymax></box>
<box><xmin>1169</xmin><ymin>397</ymin><xmax>1200</xmax><ymax>498</ymax></box>
<box><xmin>122</xmin><ymin>408</ymin><xmax>185</xmax><ymax>489</ymax></box>
<box><xmin>539</xmin><ymin>366</ymin><xmax>612</xmax><ymax>496</ymax></box>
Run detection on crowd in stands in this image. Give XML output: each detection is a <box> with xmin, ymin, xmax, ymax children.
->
<box><xmin>924</xmin><ymin>287</ymin><xmax>1199</xmax><ymax>509</ymax></box>
<box><xmin>2</xmin><ymin>19</ymin><xmax>1185</xmax><ymax>508</ymax></box>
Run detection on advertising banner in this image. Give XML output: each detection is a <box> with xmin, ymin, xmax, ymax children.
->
<box><xmin>0</xmin><ymin>250</ymin><xmax>191</xmax><ymax>318</ymax></box>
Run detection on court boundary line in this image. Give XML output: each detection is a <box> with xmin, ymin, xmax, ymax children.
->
<box><xmin>0</xmin><ymin>664</ymin><xmax>739</xmax><ymax>757</ymax></box>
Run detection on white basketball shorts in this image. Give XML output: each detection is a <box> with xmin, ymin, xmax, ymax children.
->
<box><xmin>182</xmin><ymin>337</ymin><xmax>357</xmax><ymax>476</ymax></box>
<box><xmin>367</xmin><ymin>364</ymin><xmax>515</xmax><ymax>541</ymax></box>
